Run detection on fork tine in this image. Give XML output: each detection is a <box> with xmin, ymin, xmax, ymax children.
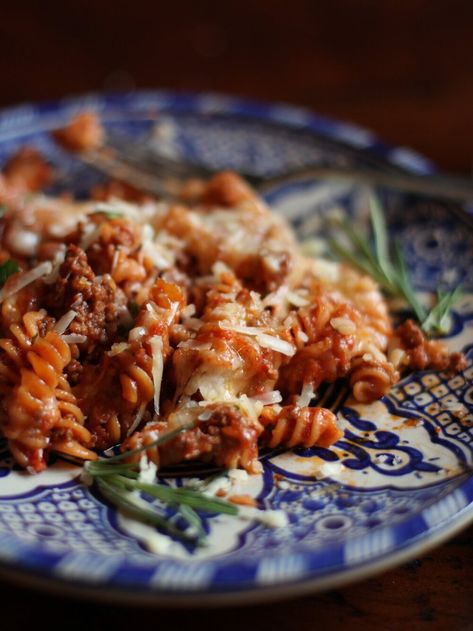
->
<box><xmin>80</xmin><ymin>148</ymin><xmax>183</xmax><ymax>199</ymax></box>
<box><xmin>316</xmin><ymin>381</ymin><xmax>349</xmax><ymax>412</ymax></box>
<box><xmin>106</xmin><ymin>132</ymin><xmax>217</xmax><ymax>180</ymax></box>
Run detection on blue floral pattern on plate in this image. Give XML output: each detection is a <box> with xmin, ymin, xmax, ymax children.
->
<box><xmin>0</xmin><ymin>91</ymin><xmax>472</xmax><ymax>604</ymax></box>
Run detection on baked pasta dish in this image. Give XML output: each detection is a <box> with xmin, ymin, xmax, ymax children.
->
<box><xmin>0</xmin><ymin>114</ymin><xmax>465</xmax><ymax>475</ymax></box>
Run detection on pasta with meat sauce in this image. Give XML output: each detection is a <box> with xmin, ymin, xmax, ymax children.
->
<box><xmin>0</xmin><ymin>117</ymin><xmax>465</xmax><ymax>474</ymax></box>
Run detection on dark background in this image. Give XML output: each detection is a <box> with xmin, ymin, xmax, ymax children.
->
<box><xmin>0</xmin><ymin>0</ymin><xmax>473</xmax><ymax>627</ymax></box>
<box><xmin>0</xmin><ymin>0</ymin><xmax>472</xmax><ymax>172</ymax></box>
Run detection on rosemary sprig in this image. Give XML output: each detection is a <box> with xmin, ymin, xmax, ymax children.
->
<box><xmin>112</xmin><ymin>474</ymin><xmax>238</xmax><ymax>515</ymax></box>
<box><xmin>0</xmin><ymin>259</ymin><xmax>20</xmax><ymax>287</ymax></box>
<box><xmin>94</xmin><ymin>423</ymin><xmax>194</xmax><ymax>465</ymax></box>
<box><xmin>95</xmin><ymin>476</ymin><xmax>193</xmax><ymax>542</ymax></box>
<box><xmin>329</xmin><ymin>195</ymin><xmax>461</xmax><ymax>336</ymax></box>
<box><xmin>392</xmin><ymin>240</ymin><xmax>427</xmax><ymax>324</ymax></box>
<box><xmin>421</xmin><ymin>286</ymin><xmax>462</xmax><ymax>335</ymax></box>
<box><xmin>177</xmin><ymin>504</ymin><xmax>207</xmax><ymax>540</ymax></box>
<box><xmin>84</xmin><ymin>423</ymin><xmax>238</xmax><ymax>544</ymax></box>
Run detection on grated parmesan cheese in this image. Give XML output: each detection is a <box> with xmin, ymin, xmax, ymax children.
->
<box><xmin>297</xmin><ymin>382</ymin><xmax>316</xmax><ymax>407</ymax></box>
<box><xmin>251</xmin><ymin>390</ymin><xmax>283</xmax><ymax>405</ymax></box>
<box><xmin>61</xmin><ymin>334</ymin><xmax>87</xmax><ymax>344</ymax></box>
<box><xmin>53</xmin><ymin>310</ymin><xmax>77</xmax><ymax>335</ymax></box>
<box><xmin>219</xmin><ymin>323</ymin><xmax>295</xmax><ymax>357</ymax></box>
<box><xmin>255</xmin><ymin>333</ymin><xmax>295</xmax><ymax>357</ymax></box>
<box><xmin>107</xmin><ymin>342</ymin><xmax>130</xmax><ymax>357</ymax></box>
<box><xmin>0</xmin><ymin>260</ymin><xmax>52</xmax><ymax>304</ymax></box>
<box><xmin>330</xmin><ymin>316</ymin><xmax>356</xmax><ymax>336</ymax></box>
<box><xmin>286</xmin><ymin>290</ymin><xmax>310</xmax><ymax>308</ymax></box>
<box><xmin>126</xmin><ymin>403</ymin><xmax>147</xmax><ymax>437</ymax></box>
<box><xmin>43</xmin><ymin>247</ymin><xmax>66</xmax><ymax>285</ymax></box>
<box><xmin>388</xmin><ymin>347</ymin><xmax>407</xmax><ymax>369</ymax></box>
<box><xmin>150</xmin><ymin>335</ymin><xmax>164</xmax><ymax>415</ymax></box>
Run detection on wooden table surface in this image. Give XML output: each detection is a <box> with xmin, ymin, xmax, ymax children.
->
<box><xmin>0</xmin><ymin>1</ymin><xmax>472</xmax><ymax>628</ymax></box>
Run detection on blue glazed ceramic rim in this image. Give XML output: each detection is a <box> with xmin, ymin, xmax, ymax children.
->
<box><xmin>0</xmin><ymin>90</ymin><xmax>471</xmax><ymax>605</ymax></box>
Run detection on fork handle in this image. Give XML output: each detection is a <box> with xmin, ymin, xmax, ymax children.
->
<box><xmin>257</xmin><ymin>166</ymin><xmax>473</xmax><ymax>202</ymax></box>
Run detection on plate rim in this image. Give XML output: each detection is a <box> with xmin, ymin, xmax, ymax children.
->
<box><xmin>0</xmin><ymin>88</ymin><xmax>471</xmax><ymax>605</ymax></box>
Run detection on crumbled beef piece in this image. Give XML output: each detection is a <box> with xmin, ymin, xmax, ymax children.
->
<box><xmin>396</xmin><ymin>319</ymin><xmax>467</xmax><ymax>373</ymax></box>
<box><xmin>201</xmin><ymin>171</ymin><xmax>257</xmax><ymax>207</ymax></box>
<box><xmin>45</xmin><ymin>244</ymin><xmax>126</xmax><ymax>352</ymax></box>
<box><xmin>52</xmin><ymin>112</ymin><xmax>104</xmax><ymax>153</ymax></box>
<box><xmin>122</xmin><ymin>404</ymin><xmax>261</xmax><ymax>472</ymax></box>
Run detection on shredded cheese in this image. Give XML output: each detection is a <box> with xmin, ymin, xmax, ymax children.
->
<box><xmin>255</xmin><ymin>333</ymin><xmax>295</xmax><ymax>357</ymax></box>
<box><xmin>330</xmin><ymin>316</ymin><xmax>357</xmax><ymax>336</ymax></box>
<box><xmin>107</xmin><ymin>342</ymin><xmax>130</xmax><ymax>357</ymax></box>
<box><xmin>129</xmin><ymin>326</ymin><xmax>146</xmax><ymax>342</ymax></box>
<box><xmin>297</xmin><ymin>382</ymin><xmax>316</xmax><ymax>407</ymax></box>
<box><xmin>126</xmin><ymin>403</ymin><xmax>147</xmax><ymax>437</ymax></box>
<box><xmin>43</xmin><ymin>247</ymin><xmax>66</xmax><ymax>285</ymax></box>
<box><xmin>150</xmin><ymin>336</ymin><xmax>164</xmax><ymax>415</ymax></box>
<box><xmin>61</xmin><ymin>334</ymin><xmax>87</xmax><ymax>344</ymax></box>
<box><xmin>219</xmin><ymin>323</ymin><xmax>295</xmax><ymax>357</ymax></box>
<box><xmin>0</xmin><ymin>261</ymin><xmax>52</xmax><ymax>304</ymax></box>
<box><xmin>53</xmin><ymin>310</ymin><xmax>77</xmax><ymax>335</ymax></box>
<box><xmin>287</xmin><ymin>290</ymin><xmax>310</xmax><ymax>308</ymax></box>
<box><xmin>251</xmin><ymin>390</ymin><xmax>283</xmax><ymax>405</ymax></box>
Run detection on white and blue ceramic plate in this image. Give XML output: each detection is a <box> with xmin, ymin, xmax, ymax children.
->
<box><xmin>0</xmin><ymin>91</ymin><xmax>472</xmax><ymax>605</ymax></box>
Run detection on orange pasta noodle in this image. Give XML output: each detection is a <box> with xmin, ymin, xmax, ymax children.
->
<box><xmin>259</xmin><ymin>404</ymin><xmax>342</xmax><ymax>449</ymax></box>
<box><xmin>2</xmin><ymin>322</ymin><xmax>95</xmax><ymax>472</ymax></box>
<box><xmin>79</xmin><ymin>278</ymin><xmax>186</xmax><ymax>449</ymax></box>
<box><xmin>277</xmin><ymin>290</ymin><xmax>356</xmax><ymax>396</ymax></box>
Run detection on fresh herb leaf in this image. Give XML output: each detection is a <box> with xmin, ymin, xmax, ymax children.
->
<box><xmin>91</xmin><ymin>206</ymin><xmax>122</xmax><ymax>220</ymax></box>
<box><xmin>392</xmin><ymin>240</ymin><xmax>427</xmax><ymax>323</ymax></box>
<box><xmin>177</xmin><ymin>504</ymin><xmax>206</xmax><ymax>540</ymax></box>
<box><xmin>83</xmin><ymin>423</ymin><xmax>239</xmax><ymax>543</ymax></box>
<box><xmin>94</xmin><ymin>423</ymin><xmax>194</xmax><ymax>465</ymax></box>
<box><xmin>113</xmin><ymin>475</ymin><xmax>238</xmax><ymax>515</ymax></box>
<box><xmin>0</xmin><ymin>259</ymin><xmax>19</xmax><ymax>287</ymax></box>
<box><xmin>95</xmin><ymin>476</ymin><xmax>194</xmax><ymax>542</ymax></box>
<box><xmin>421</xmin><ymin>286</ymin><xmax>462</xmax><ymax>335</ymax></box>
<box><xmin>329</xmin><ymin>195</ymin><xmax>461</xmax><ymax>336</ymax></box>
<box><xmin>369</xmin><ymin>196</ymin><xmax>397</xmax><ymax>289</ymax></box>
<box><xmin>128</xmin><ymin>300</ymin><xmax>140</xmax><ymax>318</ymax></box>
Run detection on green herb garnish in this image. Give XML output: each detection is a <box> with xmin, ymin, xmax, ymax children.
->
<box><xmin>91</xmin><ymin>205</ymin><xmax>123</xmax><ymax>220</ymax></box>
<box><xmin>329</xmin><ymin>195</ymin><xmax>461</xmax><ymax>336</ymax></box>
<box><xmin>421</xmin><ymin>286</ymin><xmax>462</xmax><ymax>335</ymax></box>
<box><xmin>0</xmin><ymin>259</ymin><xmax>20</xmax><ymax>288</ymax></box>
<box><xmin>128</xmin><ymin>300</ymin><xmax>140</xmax><ymax>318</ymax></box>
<box><xmin>84</xmin><ymin>423</ymin><xmax>237</xmax><ymax>544</ymax></box>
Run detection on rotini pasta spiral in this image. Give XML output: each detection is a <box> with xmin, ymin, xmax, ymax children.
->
<box><xmin>260</xmin><ymin>404</ymin><xmax>341</xmax><ymax>449</ymax></box>
<box><xmin>349</xmin><ymin>356</ymin><xmax>399</xmax><ymax>403</ymax></box>
<box><xmin>1</xmin><ymin>317</ymin><xmax>95</xmax><ymax>471</ymax></box>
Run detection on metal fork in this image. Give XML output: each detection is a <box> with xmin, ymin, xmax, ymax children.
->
<box><xmin>75</xmin><ymin>131</ymin><xmax>473</xmax><ymax>202</ymax></box>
